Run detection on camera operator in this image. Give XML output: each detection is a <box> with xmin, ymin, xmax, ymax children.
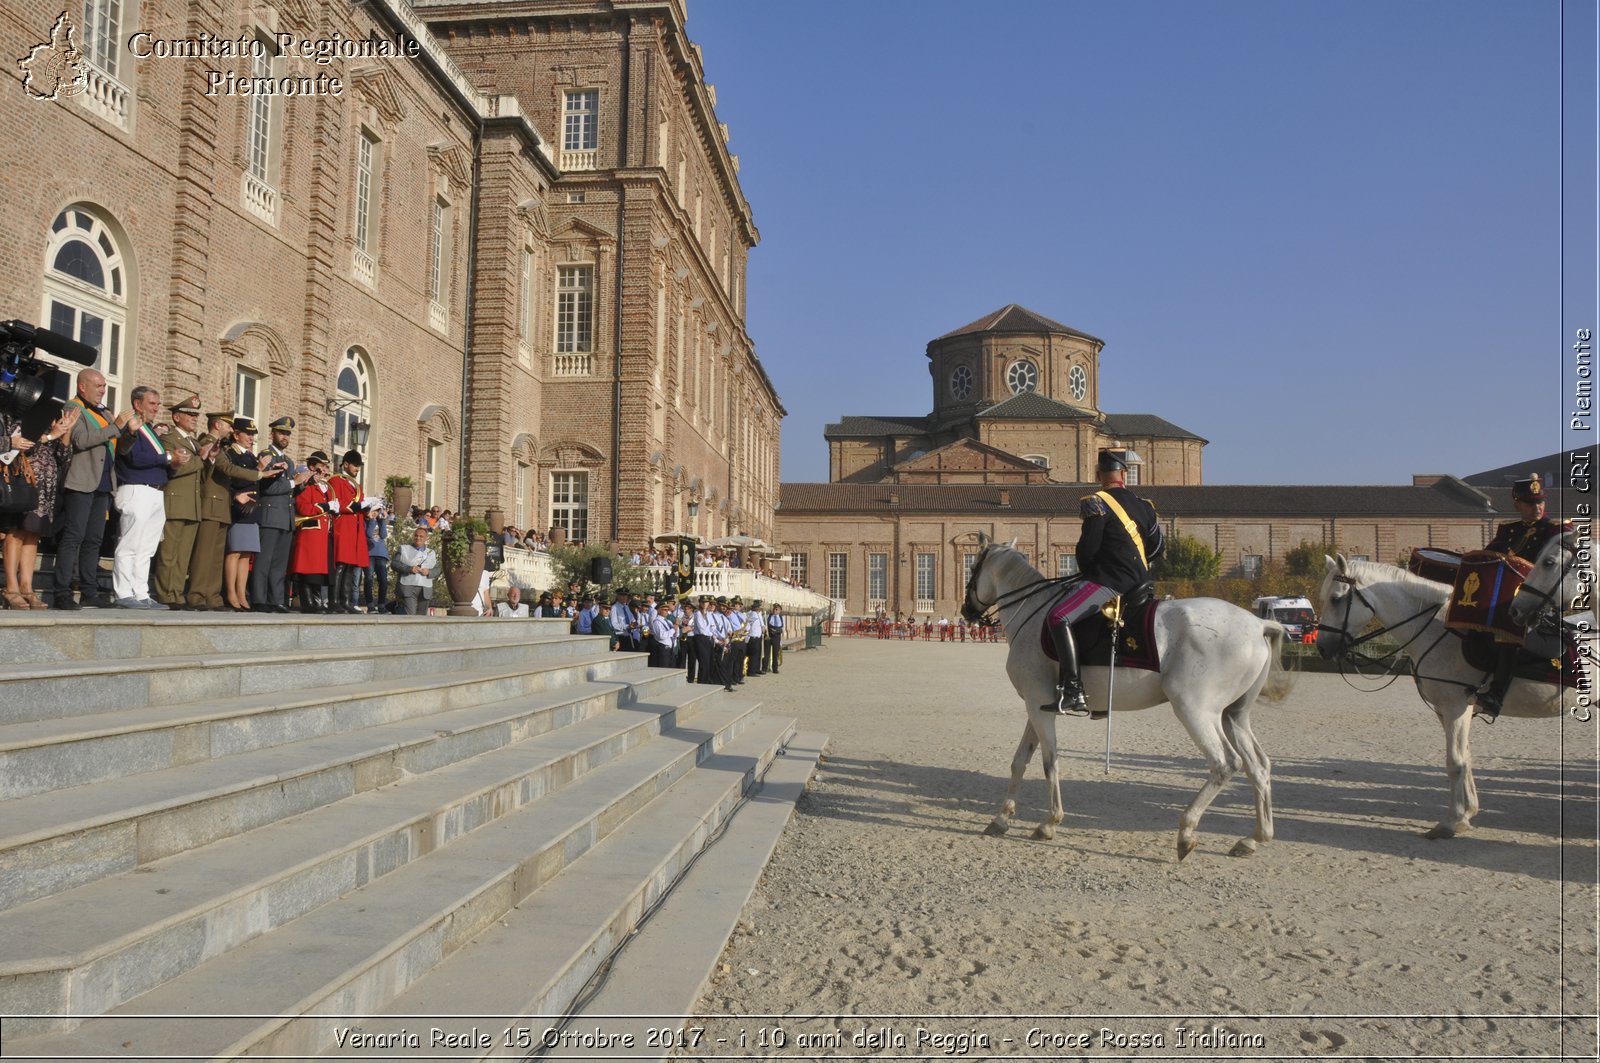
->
<box><xmin>50</xmin><ymin>369</ymin><xmax>122</xmax><ymax>609</ymax></box>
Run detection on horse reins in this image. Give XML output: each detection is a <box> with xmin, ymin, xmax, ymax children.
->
<box><xmin>963</xmin><ymin>548</ymin><xmax>1075</xmax><ymax>632</ymax></box>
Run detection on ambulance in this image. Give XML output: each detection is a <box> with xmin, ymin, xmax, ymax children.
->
<box><xmin>1252</xmin><ymin>595</ymin><xmax>1318</xmax><ymax>643</ymax></box>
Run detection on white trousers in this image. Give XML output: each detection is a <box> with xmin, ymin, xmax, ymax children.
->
<box><xmin>113</xmin><ymin>483</ymin><xmax>167</xmax><ymax>601</ymax></box>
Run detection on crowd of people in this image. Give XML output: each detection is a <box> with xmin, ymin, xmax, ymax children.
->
<box><xmin>0</xmin><ymin>367</ymin><xmax>812</xmax><ymax>630</ymax></box>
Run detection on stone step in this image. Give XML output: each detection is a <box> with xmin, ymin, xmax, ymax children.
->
<box><xmin>310</xmin><ymin>716</ymin><xmax>801</xmax><ymax>1061</ymax></box>
<box><xmin>3</xmin><ymin>705</ymin><xmax>784</xmax><ymax>1060</ymax></box>
<box><xmin>551</xmin><ymin>732</ymin><xmax>829</xmax><ymax>1062</ymax></box>
<box><xmin>0</xmin><ymin>642</ymin><xmax>635</xmax><ymax>800</ymax></box>
<box><xmin>0</xmin><ymin>613</ymin><xmax>576</xmax><ymax>667</ymax></box>
<box><xmin>0</xmin><ymin>680</ymin><xmax>732</xmax><ymax>1031</ymax></box>
<box><xmin>0</xmin><ymin>629</ymin><xmax>606</xmax><ymax>725</ymax></box>
<box><xmin>0</xmin><ymin>659</ymin><xmax>675</xmax><ymax>912</ymax></box>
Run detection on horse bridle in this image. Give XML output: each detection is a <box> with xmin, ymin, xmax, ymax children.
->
<box><xmin>1316</xmin><ymin>572</ymin><xmax>1442</xmax><ymax>660</ymax></box>
<box><xmin>1511</xmin><ymin>538</ymin><xmax>1582</xmax><ymax>621</ymax></box>
<box><xmin>962</xmin><ymin>545</ymin><xmax>1068</xmax><ymax>627</ymax></box>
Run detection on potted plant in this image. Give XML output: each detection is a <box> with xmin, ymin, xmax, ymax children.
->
<box><xmin>384</xmin><ymin>474</ymin><xmax>415</xmax><ymax>520</ymax></box>
<box><xmin>442</xmin><ymin>515</ymin><xmax>492</xmax><ymax>616</ymax></box>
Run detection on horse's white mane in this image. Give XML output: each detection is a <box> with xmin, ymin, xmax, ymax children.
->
<box><xmin>1342</xmin><ymin>558</ymin><xmax>1449</xmax><ymax>607</ymax></box>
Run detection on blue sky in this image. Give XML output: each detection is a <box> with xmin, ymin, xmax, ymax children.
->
<box><xmin>686</xmin><ymin>0</ymin><xmax>1594</xmax><ymax>486</ymax></box>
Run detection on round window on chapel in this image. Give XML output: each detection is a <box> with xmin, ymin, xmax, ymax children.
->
<box><xmin>1006</xmin><ymin>359</ymin><xmax>1038</xmax><ymax>395</ymax></box>
<box><xmin>1069</xmin><ymin>364</ymin><xmax>1088</xmax><ymax>402</ymax></box>
<box><xmin>950</xmin><ymin>364</ymin><xmax>973</xmax><ymax>400</ymax></box>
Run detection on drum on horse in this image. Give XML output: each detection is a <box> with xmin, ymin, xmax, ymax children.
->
<box><xmin>961</xmin><ymin>534</ymin><xmax>1293</xmax><ymax>860</ymax></box>
<box><xmin>1314</xmin><ymin>553</ymin><xmax>1584</xmax><ymax>840</ymax></box>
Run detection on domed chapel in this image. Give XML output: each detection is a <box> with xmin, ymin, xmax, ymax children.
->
<box><xmin>826</xmin><ymin>304</ymin><xmax>1205</xmax><ymax>487</ymax></box>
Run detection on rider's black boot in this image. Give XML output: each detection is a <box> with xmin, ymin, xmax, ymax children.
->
<box><xmin>1473</xmin><ymin>643</ymin><xmax>1518</xmax><ymax>723</ymax></box>
<box><xmin>1041</xmin><ymin>620</ymin><xmax>1088</xmax><ymax>715</ymax></box>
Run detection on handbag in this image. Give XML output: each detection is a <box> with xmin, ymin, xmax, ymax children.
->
<box><xmin>0</xmin><ymin>454</ymin><xmax>39</xmax><ymax>515</ymax></box>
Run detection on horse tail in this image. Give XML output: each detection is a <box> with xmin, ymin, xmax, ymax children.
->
<box><xmin>1258</xmin><ymin>620</ymin><xmax>1296</xmax><ymax>702</ymax></box>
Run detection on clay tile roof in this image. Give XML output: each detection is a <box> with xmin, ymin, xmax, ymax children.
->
<box><xmin>777</xmin><ymin>481</ymin><xmax>1506</xmax><ymax>518</ymax></box>
<box><xmin>975</xmin><ymin>392</ymin><xmax>1097</xmax><ymax>420</ymax></box>
<box><xmin>1099</xmin><ymin>412</ymin><xmax>1209</xmax><ymax>443</ymax></box>
<box><xmin>934</xmin><ymin>304</ymin><xmax>1104</xmax><ymax>346</ymax></box>
<box><xmin>823</xmin><ymin>414</ymin><xmax>931</xmax><ymax>439</ymax></box>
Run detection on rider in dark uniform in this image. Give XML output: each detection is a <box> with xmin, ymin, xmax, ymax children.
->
<box><xmin>1042</xmin><ymin>449</ymin><xmax>1166</xmax><ymax>715</ymax></box>
<box><xmin>1474</xmin><ymin>474</ymin><xmax>1569</xmax><ymax>722</ymax></box>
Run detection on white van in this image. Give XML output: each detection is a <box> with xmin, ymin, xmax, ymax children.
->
<box><xmin>1252</xmin><ymin>595</ymin><xmax>1317</xmax><ymax>643</ymax></box>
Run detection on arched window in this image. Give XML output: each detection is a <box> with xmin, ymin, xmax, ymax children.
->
<box><xmin>332</xmin><ymin>346</ymin><xmax>373</xmax><ymax>477</ymax></box>
<box><xmin>41</xmin><ymin>207</ymin><xmax>130</xmax><ymax>409</ymax></box>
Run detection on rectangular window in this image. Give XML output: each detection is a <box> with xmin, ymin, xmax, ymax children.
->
<box><xmin>962</xmin><ymin>552</ymin><xmax>978</xmax><ymax>589</ymax></box>
<box><xmin>1241</xmin><ymin>554</ymin><xmax>1264</xmax><ymax>579</ymax></box>
<box><xmin>83</xmin><ymin>0</ymin><xmax>123</xmax><ymax>76</ymax></box>
<box><xmin>791</xmin><ymin>552</ymin><xmax>808</xmax><ymax>588</ymax></box>
<box><xmin>354</xmin><ymin>131</ymin><xmax>378</xmax><ymax>254</ymax></box>
<box><xmin>233</xmin><ymin>367</ymin><xmax>265</xmax><ymax>425</ymax></box>
<box><xmin>1125</xmin><ymin>463</ymin><xmax>1141</xmax><ymax>486</ymax></box>
<box><xmin>556</xmin><ymin>266</ymin><xmax>593</xmax><ymax>353</ymax></box>
<box><xmin>428</xmin><ymin>198</ymin><xmax>447</xmax><ymax>301</ymax></box>
<box><xmin>518</xmin><ymin>249</ymin><xmax>533</xmax><ymax>341</ymax></box>
<box><xmin>915</xmin><ymin>553</ymin><xmax>936</xmax><ymax>603</ymax></box>
<box><xmin>550</xmin><ymin>472</ymin><xmax>589</xmax><ymax>543</ymax></box>
<box><xmin>515</xmin><ymin>462</ymin><xmax>528</xmax><ymax>528</ymax></box>
<box><xmin>1057</xmin><ymin>554</ymin><xmax>1079</xmax><ymax>578</ymax></box>
<box><xmin>563</xmin><ymin>90</ymin><xmax>598</xmax><ymax>152</ymax></box>
<box><xmin>46</xmin><ymin>298</ymin><xmax>122</xmax><ymax>409</ymax></box>
<box><xmin>867</xmin><ymin>552</ymin><xmax>888</xmax><ymax>603</ymax></box>
<box><xmin>424</xmin><ymin>441</ymin><xmax>441</xmax><ymax>508</ymax></box>
<box><xmin>827</xmin><ymin>552</ymin><xmax>848</xmax><ymax>601</ymax></box>
<box><xmin>246</xmin><ymin>45</ymin><xmax>275</xmax><ymax>181</ymax></box>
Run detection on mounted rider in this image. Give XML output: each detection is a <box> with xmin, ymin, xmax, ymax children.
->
<box><xmin>1043</xmin><ymin>449</ymin><xmax>1166</xmax><ymax>715</ymax></box>
<box><xmin>1473</xmin><ymin>473</ymin><xmax>1571</xmax><ymax>722</ymax></box>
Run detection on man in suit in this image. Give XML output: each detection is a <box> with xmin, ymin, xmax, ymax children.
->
<box><xmin>153</xmin><ymin>395</ymin><xmax>205</xmax><ymax>607</ymax></box>
<box><xmin>50</xmin><ymin>368</ymin><xmax>123</xmax><ymax>609</ymax></box>
<box><xmin>250</xmin><ymin>415</ymin><xmax>298</xmax><ymax>612</ymax></box>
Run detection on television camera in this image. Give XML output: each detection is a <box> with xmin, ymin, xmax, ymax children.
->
<box><xmin>0</xmin><ymin>319</ymin><xmax>98</xmax><ymax>418</ymax></box>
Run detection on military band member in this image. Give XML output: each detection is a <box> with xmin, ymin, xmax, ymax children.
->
<box><xmin>153</xmin><ymin>395</ymin><xmax>205</xmax><ymax>607</ymax></box>
<box><xmin>726</xmin><ymin>597</ymin><xmax>747</xmax><ymax>685</ymax></box>
<box><xmin>290</xmin><ymin>450</ymin><xmax>335</xmax><ymax>613</ymax></box>
<box><xmin>648</xmin><ymin>601</ymin><xmax>680</xmax><ymax>668</ymax></box>
<box><xmin>250</xmin><ymin>415</ymin><xmax>298</xmax><ymax>612</ymax></box>
<box><xmin>1474</xmin><ymin>474</ymin><xmax>1573</xmax><ymax>722</ymax></box>
<box><xmin>744</xmin><ymin>600</ymin><xmax>766</xmax><ymax>677</ymax></box>
<box><xmin>328</xmin><ymin>450</ymin><xmax>372</xmax><ymax>614</ymax></box>
<box><xmin>610</xmin><ymin>588</ymin><xmax>642</xmax><ymax>651</ymax></box>
<box><xmin>691</xmin><ymin>595</ymin><xmax>720</xmax><ymax>685</ymax></box>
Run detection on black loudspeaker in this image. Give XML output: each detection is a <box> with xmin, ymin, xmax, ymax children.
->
<box><xmin>590</xmin><ymin>556</ymin><xmax>613</xmax><ymax>585</ymax></box>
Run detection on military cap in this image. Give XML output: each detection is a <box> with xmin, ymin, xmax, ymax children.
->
<box><xmin>580</xmin><ymin>594</ymin><xmax>595</xmax><ymax>604</ymax></box>
<box><xmin>1097</xmin><ymin>449</ymin><xmax>1129</xmax><ymax>473</ymax></box>
<box><xmin>232</xmin><ymin>416</ymin><xmax>258</xmax><ymax>434</ymax></box>
<box><xmin>341</xmin><ymin>449</ymin><xmax>364</xmax><ymax>468</ymax></box>
<box><xmin>269</xmin><ymin>415</ymin><xmax>296</xmax><ymax>433</ymax></box>
<box><xmin>169</xmin><ymin>394</ymin><xmax>202</xmax><ymax>416</ymax></box>
<box><xmin>731</xmin><ymin>596</ymin><xmax>743</xmax><ymax>605</ymax></box>
<box><xmin>207</xmin><ymin>409</ymin><xmax>235</xmax><ymax>424</ymax></box>
<box><xmin>615</xmin><ymin>587</ymin><xmax>632</xmax><ymax>596</ymax></box>
<box><xmin>715</xmin><ymin>596</ymin><xmax>729</xmax><ymax>606</ymax></box>
<box><xmin>1512</xmin><ymin>475</ymin><xmax>1546</xmax><ymax>503</ymax></box>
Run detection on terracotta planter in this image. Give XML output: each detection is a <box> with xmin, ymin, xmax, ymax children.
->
<box><xmin>485</xmin><ymin>509</ymin><xmax>505</xmax><ymax>535</ymax></box>
<box><xmin>390</xmin><ymin>485</ymin><xmax>413</xmax><ymax>519</ymax></box>
<box><xmin>443</xmin><ymin>536</ymin><xmax>487</xmax><ymax>616</ymax></box>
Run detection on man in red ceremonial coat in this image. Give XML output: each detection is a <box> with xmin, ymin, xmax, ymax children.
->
<box><xmin>290</xmin><ymin>450</ymin><xmax>335</xmax><ymax>613</ymax></box>
<box><xmin>328</xmin><ymin>449</ymin><xmax>371</xmax><ymax>614</ymax></box>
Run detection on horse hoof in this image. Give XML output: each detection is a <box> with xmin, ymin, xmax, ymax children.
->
<box><xmin>1176</xmin><ymin>837</ymin><xmax>1196</xmax><ymax>861</ymax></box>
<box><xmin>1228</xmin><ymin>839</ymin><xmax>1258</xmax><ymax>858</ymax></box>
<box><xmin>983</xmin><ymin>821</ymin><xmax>1009</xmax><ymax>837</ymax></box>
<box><xmin>1422</xmin><ymin>824</ymin><xmax>1456</xmax><ymax>840</ymax></box>
<box><xmin>1031</xmin><ymin>824</ymin><xmax>1056</xmax><ymax>841</ymax></box>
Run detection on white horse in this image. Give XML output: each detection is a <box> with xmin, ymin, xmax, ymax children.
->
<box><xmin>1314</xmin><ymin>553</ymin><xmax>1583</xmax><ymax>839</ymax></box>
<box><xmin>962</xmin><ymin>535</ymin><xmax>1293</xmax><ymax>860</ymax></box>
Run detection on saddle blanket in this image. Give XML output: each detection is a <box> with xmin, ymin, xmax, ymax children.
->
<box><xmin>1042</xmin><ymin>595</ymin><xmax>1162</xmax><ymax>672</ymax></box>
<box><xmin>1461</xmin><ymin>629</ymin><xmax>1587</xmax><ymax>690</ymax></box>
